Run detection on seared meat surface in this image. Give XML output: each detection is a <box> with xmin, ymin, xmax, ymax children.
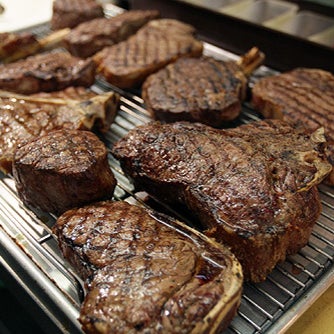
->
<box><xmin>0</xmin><ymin>31</ymin><xmax>40</xmax><ymax>62</ymax></box>
<box><xmin>65</xmin><ymin>10</ymin><xmax>160</xmax><ymax>58</ymax></box>
<box><xmin>0</xmin><ymin>50</ymin><xmax>96</xmax><ymax>94</ymax></box>
<box><xmin>13</xmin><ymin>130</ymin><xmax>116</xmax><ymax>215</ymax></box>
<box><xmin>112</xmin><ymin>120</ymin><xmax>332</xmax><ymax>282</ymax></box>
<box><xmin>252</xmin><ymin>67</ymin><xmax>334</xmax><ymax>185</ymax></box>
<box><xmin>142</xmin><ymin>56</ymin><xmax>246</xmax><ymax>127</ymax></box>
<box><xmin>142</xmin><ymin>48</ymin><xmax>264</xmax><ymax>127</ymax></box>
<box><xmin>54</xmin><ymin>200</ymin><xmax>243</xmax><ymax>334</ymax></box>
<box><xmin>51</xmin><ymin>0</ymin><xmax>104</xmax><ymax>30</ymax></box>
<box><xmin>94</xmin><ymin>19</ymin><xmax>203</xmax><ymax>89</ymax></box>
<box><xmin>0</xmin><ymin>90</ymin><xmax>120</xmax><ymax>174</ymax></box>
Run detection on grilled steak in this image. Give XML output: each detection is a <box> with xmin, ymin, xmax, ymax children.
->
<box><xmin>112</xmin><ymin>120</ymin><xmax>332</xmax><ymax>282</ymax></box>
<box><xmin>32</xmin><ymin>86</ymin><xmax>96</xmax><ymax>100</ymax></box>
<box><xmin>94</xmin><ymin>19</ymin><xmax>203</xmax><ymax>89</ymax></box>
<box><xmin>13</xmin><ymin>129</ymin><xmax>116</xmax><ymax>215</ymax></box>
<box><xmin>0</xmin><ymin>90</ymin><xmax>119</xmax><ymax>174</ymax></box>
<box><xmin>51</xmin><ymin>0</ymin><xmax>104</xmax><ymax>30</ymax></box>
<box><xmin>142</xmin><ymin>48</ymin><xmax>264</xmax><ymax>127</ymax></box>
<box><xmin>53</xmin><ymin>200</ymin><xmax>243</xmax><ymax>333</ymax></box>
<box><xmin>64</xmin><ymin>10</ymin><xmax>160</xmax><ymax>58</ymax></box>
<box><xmin>0</xmin><ymin>50</ymin><xmax>96</xmax><ymax>94</ymax></box>
<box><xmin>0</xmin><ymin>31</ymin><xmax>40</xmax><ymax>62</ymax></box>
<box><xmin>252</xmin><ymin>67</ymin><xmax>334</xmax><ymax>185</ymax></box>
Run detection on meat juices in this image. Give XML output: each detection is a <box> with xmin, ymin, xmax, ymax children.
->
<box><xmin>13</xmin><ymin>130</ymin><xmax>116</xmax><ymax>215</ymax></box>
<box><xmin>112</xmin><ymin>120</ymin><xmax>332</xmax><ymax>282</ymax></box>
<box><xmin>54</xmin><ymin>200</ymin><xmax>243</xmax><ymax>334</ymax></box>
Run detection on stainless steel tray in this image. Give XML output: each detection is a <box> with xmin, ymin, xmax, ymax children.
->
<box><xmin>0</xmin><ymin>9</ymin><xmax>334</xmax><ymax>334</ymax></box>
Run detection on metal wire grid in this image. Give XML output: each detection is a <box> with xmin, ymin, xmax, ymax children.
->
<box><xmin>0</xmin><ymin>14</ymin><xmax>333</xmax><ymax>334</ymax></box>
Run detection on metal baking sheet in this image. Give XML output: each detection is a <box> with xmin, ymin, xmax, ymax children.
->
<box><xmin>0</xmin><ymin>9</ymin><xmax>334</xmax><ymax>334</ymax></box>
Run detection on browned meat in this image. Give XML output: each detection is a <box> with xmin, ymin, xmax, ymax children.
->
<box><xmin>31</xmin><ymin>86</ymin><xmax>96</xmax><ymax>100</ymax></box>
<box><xmin>0</xmin><ymin>32</ymin><xmax>40</xmax><ymax>62</ymax></box>
<box><xmin>94</xmin><ymin>19</ymin><xmax>203</xmax><ymax>89</ymax></box>
<box><xmin>0</xmin><ymin>90</ymin><xmax>120</xmax><ymax>174</ymax></box>
<box><xmin>112</xmin><ymin>120</ymin><xmax>332</xmax><ymax>282</ymax></box>
<box><xmin>252</xmin><ymin>67</ymin><xmax>334</xmax><ymax>185</ymax></box>
<box><xmin>51</xmin><ymin>0</ymin><xmax>104</xmax><ymax>30</ymax></box>
<box><xmin>64</xmin><ymin>10</ymin><xmax>160</xmax><ymax>58</ymax></box>
<box><xmin>53</xmin><ymin>200</ymin><xmax>243</xmax><ymax>333</ymax></box>
<box><xmin>13</xmin><ymin>130</ymin><xmax>116</xmax><ymax>215</ymax></box>
<box><xmin>0</xmin><ymin>50</ymin><xmax>96</xmax><ymax>94</ymax></box>
<box><xmin>142</xmin><ymin>48</ymin><xmax>264</xmax><ymax>127</ymax></box>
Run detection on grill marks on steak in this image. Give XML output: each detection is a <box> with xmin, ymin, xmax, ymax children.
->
<box><xmin>13</xmin><ymin>130</ymin><xmax>116</xmax><ymax>215</ymax></box>
<box><xmin>93</xmin><ymin>19</ymin><xmax>203</xmax><ymax>89</ymax></box>
<box><xmin>112</xmin><ymin>120</ymin><xmax>332</xmax><ymax>282</ymax></box>
<box><xmin>142</xmin><ymin>57</ymin><xmax>246</xmax><ymax>127</ymax></box>
<box><xmin>53</xmin><ymin>201</ymin><xmax>243</xmax><ymax>333</ymax></box>
<box><xmin>0</xmin><ymin>90</ymin><xmax>120</xmax><ymax>174</ymax></box>
<box><xmin>251</xmin><ymin>68</ymin><xmax>334</xmax><ymax>184</ymax></box>
<box><xmin>142</xmin><ymin>47</ymin><xmax>264</xmax><ymax>127</ymax></box>
<box><xmin>51</xmin><ymin>0</ymin><xmax>104</xmax><ymax>30</ymax></box>
<box><xmin>0</xmin><ymin>50</ymin><xmax>96</xmax><ymax>94</ymax></box>
<box><xmin>64</xmin><ymin>10</ymin><xmax>160</xmax><ymax>58</ymax></box>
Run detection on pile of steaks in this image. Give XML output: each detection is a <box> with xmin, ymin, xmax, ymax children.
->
<box><xmin>1</xmin><ymin>1</ymin><xmax>334</xmax><ymax>333</ymax></box>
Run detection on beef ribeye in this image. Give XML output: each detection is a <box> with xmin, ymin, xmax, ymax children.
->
<box><xmin>64</xmin><ymin>10</ymin><xmax>160</xmax><ymax>58</ymax></box>
<box><xmin>13</xmin><ymin>129</ymin><xmax>116</xmax><ymax>215</ymax></box>
<box><xmin>112</xmin><ymin>120</ymin><xmax>332</xmax><ymax>282</ymax></box>
<box><xmin>93</xmin><ymin>19</ymin><xmax>203</xmax><ymax>89</ymax></box>
<box><xmin>53</xmin><ymin>200</ymin><xmax>243</xmax><ymax>333</ymax></box>
<box><xmin>142</xmin><ymin>48</ymin><xmax>264</xmax><ymax>127</ymax></box>
<box><xmin>51</xmin><ymin>0</ymin><xmax>104</xmax><ymax>30</ymax></box>
<box><xmin>0</xmin><ymin>90</ymin><xmax>119</xmax><ymax>174</ymax></box>
<box><xmin>252</xmin><ymin>67</ymin><xmax>334</xmax><ymax>185</ymax></box>
<box><xmin>0</xmin><ymin>50</ymin><xmax>96</xmax><ymax>94</ymax></box>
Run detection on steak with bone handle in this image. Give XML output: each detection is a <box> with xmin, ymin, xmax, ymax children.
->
<box><xmin>0</xmin><ymin>90</ymin><xmax>119</xmax><ymax>174</ymax></box>
<box><xmin>112</xmin><ymin>120</ymin><xmax>332</xmax><ymax>282</ymax></box>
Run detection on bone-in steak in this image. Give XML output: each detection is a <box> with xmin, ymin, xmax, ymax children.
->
<box><xmin>112</xmin><ymin>120</ymin><xmax>332</xmax><ymax>282</ymax></box>
<box><xmin>0</xmin><ymin>90</ymin><xmax>119</xmax><ymax>174</ymax></box>
<box><xmin>251</xmin><ymin>67</ymin><xmax>334</xmax><ymax>185</ymax></box>
<box><xmin>51</xmin><ymin>0</ymin><xmax>104</xmax><ymax>30</ymax></box>
<box><xmin>64</xmin><ymin>10</ymin><xmax>160</xmax><ymax>58</ymax></box>
<box><xmin>0</xmin><ymin>50</ymin><xmax>96</xmax><ymax>94</ymax></box>
<box><xmin>93</xmin><ymin>19</ymin><xmax>203</xmax><ymax>89</ymax></box>
<box><xmin>13</xmin><ymin>129</ymin><xmax>116</xmax><ymax>215</ymax></box>
<box><xmin>53</xmin><ymin>200</ymin><xmax>243</xmax><ymax>333</ymax></box>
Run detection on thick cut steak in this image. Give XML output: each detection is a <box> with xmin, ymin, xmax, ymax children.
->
<box><xmin>51</xmin><ymin>0</ymin><xmax>104</xmax><ymax>30</ymax></box>
<box><xmin>13</xmin><ymin>130</ymin><xmax>116</xmax><ymax>215</ymax></box>
<box><xmin>64</xmin><ymin>10</ymin><xmax>160</xmax><ymax>58</ymax></box>
<box><xmin>53</xmin><ymin>200</ymin><xmax>243</xmax><ymax>334</ymax></box>
<box><xmin>0</xmin><ymin>90</ymin><xmax>119</xmax><ymax>174</ymax></box>
<box><xmin>0</xmin><ymin>50</ymin><xmax>96</xmax><ymax>94</ymax></box>
<box><xmin>93</xmin><ymin>19</ymin><xmax>203</xmax><ymax>89</ymax></box>
<box><xmin>0</xmin><ymin>32</ymin><xmax>40</xmax><ymax>62</ymax></box>
<box><xmin>142</xmin><ymin>48</ymin><xmax>264</xmax><ymax>127</ymax></box>
<box><xmin>252</xmin><ymin>67</ymin><xmax>334</xmax><ymax>185</ymax></box>
<box><xmin>112</xmin><ymin>120</ymin><xmax>332</xmax><ymax>282</ymax></box>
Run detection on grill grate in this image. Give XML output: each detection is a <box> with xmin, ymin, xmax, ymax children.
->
<box><xmin>1</xmin><ymin>12</ymin><xmax>334</xmax><ymax>334</ymax></box>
